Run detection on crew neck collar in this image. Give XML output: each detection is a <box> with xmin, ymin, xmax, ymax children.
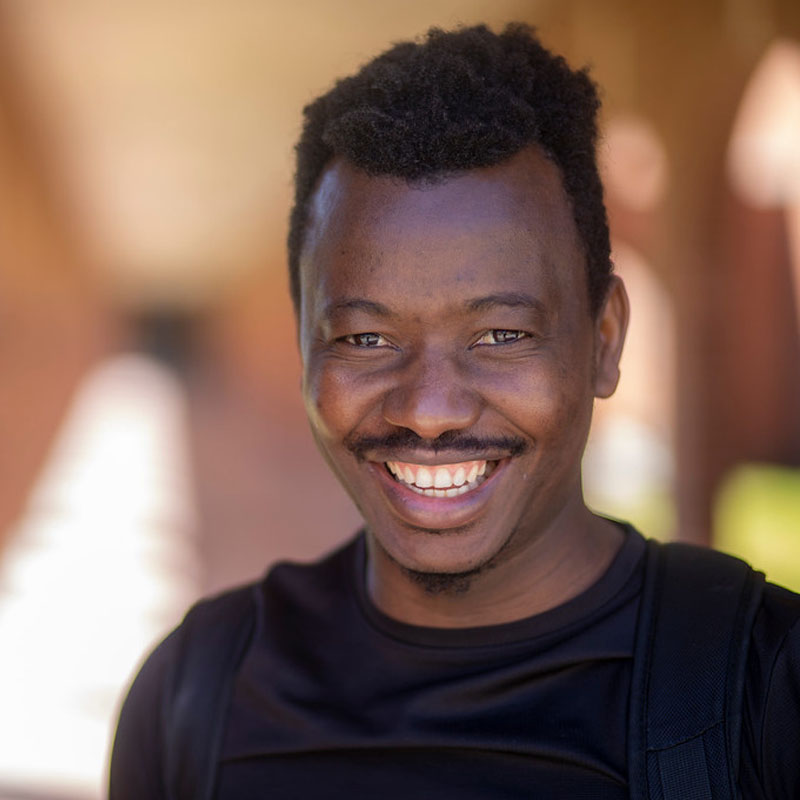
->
<box><xmin>351</xmin><ymin>521</ymin><xmax>646</xmax><ymax>648</ymax></box>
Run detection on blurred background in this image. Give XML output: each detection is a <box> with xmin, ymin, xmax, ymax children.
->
<box><xmin>0</xmin><ymin>1</ymin><xmax>798</xmax><ymax>797</ymax></box>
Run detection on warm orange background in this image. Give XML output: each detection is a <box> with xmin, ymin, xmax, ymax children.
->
<box><xmin>0</xmin><ymin>2</ymin><xmax>798</xmax><ymax>798</ymax></box>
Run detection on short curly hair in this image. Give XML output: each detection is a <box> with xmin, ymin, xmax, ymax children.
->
<box><xmin>288</xmin><ymin>23</ymin><xmax>611</xmax><ymax>315</ymax></box>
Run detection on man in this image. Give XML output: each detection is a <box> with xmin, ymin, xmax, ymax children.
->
<box><xmin>110</xmin><ymin>24</ymin><xmax>800</xmax><ymax>798</ymax></box>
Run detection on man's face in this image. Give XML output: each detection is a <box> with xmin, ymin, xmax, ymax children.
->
<box><xmin>298</xmin><ymin>146</ymin><xmax>624</xmax><ymax>582</ymax></box>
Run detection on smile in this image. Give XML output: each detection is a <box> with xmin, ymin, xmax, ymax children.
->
<box><xmin>385</xmin><ymin>459</ymin><xmax>497</xmax><ymax>497</ymax></box>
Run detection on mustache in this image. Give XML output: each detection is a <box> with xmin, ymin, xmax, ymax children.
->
<box><xmin>344</xmin><ymin>428</ymin><xmax>528</xmax><ymax>462</ymax></box>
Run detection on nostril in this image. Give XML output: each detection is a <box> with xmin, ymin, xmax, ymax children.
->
<box><xmin>381</xmin><ymin>371</ymin><xmax>482</xmax><ymax>439</ymax></box>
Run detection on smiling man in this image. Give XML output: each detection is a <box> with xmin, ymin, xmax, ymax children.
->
<box><xmin>298</xmin><ymin>147</ymin><xmax>627</xmax><ymax>628</ymax></box>
<box><xmin>110</xmin><ymin>24</ymin><xmax>800</xmax><ymax>799</ymax></box>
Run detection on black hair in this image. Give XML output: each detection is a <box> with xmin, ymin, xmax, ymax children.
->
<box><xmin>288</xmin><ymin>23</ymin><xmax>611</xmax><ymax>315</ymax></box>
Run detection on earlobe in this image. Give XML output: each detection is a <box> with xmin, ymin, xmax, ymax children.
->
<box><xmin>593</xmin><ymin>275</ymin><xmax>629</xmax><ymax>399</ymax></box>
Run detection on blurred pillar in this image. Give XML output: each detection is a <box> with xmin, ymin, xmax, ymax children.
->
<box><xmin>0</xmin><ymin>14</ymin><xmax>114</xmax><ymax>553</ymax></box>
<box><xmin>610</xmin><ymin>0</ymin><xmax>800</xmax><ymax>543</ymax></box>
<box><xmin>713</xmin><ymin>195</ymin><xmax>800</xmax><ymax>464</ymax></box>
<box><xmin>712</xmin><ymin>35</ymin><xmax>800</xmax><ymax>479</ymax></box>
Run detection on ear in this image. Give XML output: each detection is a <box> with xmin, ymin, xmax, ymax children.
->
<box><xmin>593</xmin><ymin>275</ymin><xmax>629</xmax><ymax>399</ymax></box>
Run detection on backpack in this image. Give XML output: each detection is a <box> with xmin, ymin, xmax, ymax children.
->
<box><xmin>161</xmin><ymin>539</ymin><xmax>765</xmax><ymax>800</ymax></box>
<box><xmin>627</xmin><ymin>540</ymin><xmax>764</xmax><ymax>799</ymax></box>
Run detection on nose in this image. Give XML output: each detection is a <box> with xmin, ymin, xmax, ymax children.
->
<box><xmin>381</xmin><ymin>349</ymin><xmax>482</xmax><ymax>440</ymax></box>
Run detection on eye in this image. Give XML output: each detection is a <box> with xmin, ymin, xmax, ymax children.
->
<box><xmin>474</xmin><ymin>329</ymin><xmax>529</xmax><ymax>346</ymax></box>
<box><xmin>342</xmin><ymin>332</ymin><xmax>390</xmax><ymax>348</ymax></box>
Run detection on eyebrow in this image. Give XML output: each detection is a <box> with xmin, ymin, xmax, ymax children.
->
<box><xmin>323</xmin><ymin>298</ymin><xmax>393</xmax><ymax>320</ymax></box>
<box><xmin>323</xmin><ymin>292</ymin><xmax>546</xmax><ymax>320</ymax></box>
<box><xmin>465</xmin><ymin>292</ymin><xmax>547</xmax><ymax>314</ymax></box>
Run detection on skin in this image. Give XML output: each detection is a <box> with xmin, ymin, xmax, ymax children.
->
<box><xmin>298</xmin><ymin>145</ymin><xmax>629</xmax><ymax>628</ymax></box>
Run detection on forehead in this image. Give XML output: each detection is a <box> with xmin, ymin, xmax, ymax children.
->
<box><xmin>298</xmin><ymin>146</ymin><xmax>587</xmax><ymax>324</ymax></box>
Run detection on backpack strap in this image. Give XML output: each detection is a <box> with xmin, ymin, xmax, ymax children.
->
<box><xmin>628</xmin><ymin>540</ymin><xmax>765</xmax><ymax>799</ymax></box>
<box><xmin>162</xmin><ymin>583</ymin><xmax>257</xmax><ymax>800</ymax></box>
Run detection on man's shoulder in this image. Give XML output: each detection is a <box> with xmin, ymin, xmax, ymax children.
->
<box><xmin>650</xmin><ymin>541</ymin><xmax>800</xmax><ymax>654</ymax></box>
<box><xmin>264</xmin><ymin>531</ymin><xmax>362</xmax><ymax>598</ymax></box>
<box><xmin>152</xmin><ymin>532</ymin><xmax>363</xmax><ymax>660</ymax></box>
<box><xmin>177</xmin><ymin>530</ymin><xmax>362</xmax><ymax>624</ymax></box>
<box><xmin>125</xmin><ymin>531</ymin><xmax>363</xmax><ymax>695</ymax></box>
<box><xmin>110</xmin><ymin>534</ymin><xmax>363</xmax><ymax>798</ymax></box>
<box><xmin>740</xmin><ymin>578</ymin><xmax>800</xmax><ymax>796</ymax></box>
<box><xmin>759</xmin><ymin>578</ymin><xmax>800</xmax><ymax>621</ymax></box>
<box><xmin>749</xmin><ymin>577</ymin><xmax>800</xmax><ymax>674</ymax></box>
<box><xmin>746</xmin><ymin>575</ymin><xmax>800</xmax><ymax>715</ymax></box>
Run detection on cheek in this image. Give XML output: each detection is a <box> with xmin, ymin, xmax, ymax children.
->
<box><xmin>303</xmin><ymin>360</ymin><xmax>376</xmax><ymax>441</ymax></box>
<box><xmin>485</xmin><ymin>358</ymin><xmax>594</xmax><ymax>450</ymax></box>
<box><xmin>491</xmin><ymin>360</ymin><xmax>584</xmax><ymax>414</ymax></box>
<box><xmin>302</xmin><ymin>362</ymin><xmax>341</xmax><ymax>441</ymax></box>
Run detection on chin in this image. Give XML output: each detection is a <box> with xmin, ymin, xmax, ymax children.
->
<box><xmin>368</xmin><ymin>517</ymin><xmax>517</xmax><ymax>585</ymax></box>
<box><xmin>400</xmin><ymin>563</ymin><xmax>485</xmax><ymax>596</ymax></box>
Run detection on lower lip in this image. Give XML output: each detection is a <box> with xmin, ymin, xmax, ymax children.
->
<box><xmin>369</xmin><ymin>459</ymin><xmax>507</xmax><ymax>531</ymax></box>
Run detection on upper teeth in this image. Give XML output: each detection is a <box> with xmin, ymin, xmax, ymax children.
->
<box><xmin>386</xmin><ymin>460</ymin><xmax>488</xmax><ymax>495</ymax></box>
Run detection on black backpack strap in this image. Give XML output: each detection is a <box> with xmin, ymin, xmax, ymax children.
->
<box><xmin>162</xmin><ymin>583</ymin><xmax>257</xmax><ymax>800</ymax></box>
<box><xmin>628</xmin><ymin>540</ymin><xmax>765</xmax><ymax>799</ymax></box>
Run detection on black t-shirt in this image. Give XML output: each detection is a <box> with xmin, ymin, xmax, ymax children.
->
<box><xmin>109</xmin><ymin>526</ymin><xmax>800</xmax><ymax>798</ymax></box>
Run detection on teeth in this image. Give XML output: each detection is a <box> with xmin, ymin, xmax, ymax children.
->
<box><xmin>406</xmin><ymin>475</ymin><xmax>486</xmax><ymax>497</ymax></box>
<box><xmin>385</xmin><ymin>459</ymin><xmax>494</xmax><ymax>498</ymax></box>
<box><xmin>434</xmin><ymin>467</ymin><xmax>452</xmax><ymax>488</ymax></box>
<box><xmin>416</xmin><ymin>467</ymin><xmax>433</xmax><ymax>488</ymax></box>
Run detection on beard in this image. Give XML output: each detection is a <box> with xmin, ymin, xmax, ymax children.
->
<box><xmin>369</xmin><ymin>521</ymin><xmax>518</xmax><ymax>597</ymax></box>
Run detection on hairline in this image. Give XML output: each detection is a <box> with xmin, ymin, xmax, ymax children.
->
<box><xmin>293</xmin><ymin>149</ymin><xmax>606</xmax><ymax>320</ymax></box>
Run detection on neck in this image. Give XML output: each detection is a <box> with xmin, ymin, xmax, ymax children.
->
<box><xmin>366</xmin><ymin>506</ymin><xmax>624</xmax><ymax>629</ymax></box>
